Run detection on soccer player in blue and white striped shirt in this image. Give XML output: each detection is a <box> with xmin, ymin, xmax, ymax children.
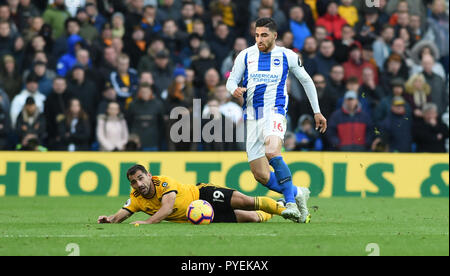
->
<box><xmin>226</xmin><ymin>18</ymin><xmax>327</xmax><ymax>223</ymax></box>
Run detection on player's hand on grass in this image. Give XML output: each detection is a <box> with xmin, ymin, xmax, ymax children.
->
<box><xmin>314</xmin><ymin>113</ymin><xmax>327</xmax><ymax>133</ymax></box>
<box><xmin>233</xmin><ymin>87</ymin><xmax>247</xmax><ymax>98</ymax></box>
<box><xmin>97</xmin><ymin>216</ymin><xmax>111</xmax><ymax>224</ymax></box>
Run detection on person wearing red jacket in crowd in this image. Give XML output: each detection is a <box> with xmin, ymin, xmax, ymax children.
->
<box><xmin>327</xmin><ymin>90</ymin><xmax>374</xmax><ymax>152</ymax></box>
<box><xmin>315</xmin><ymin>1</ymin><xmax>348</xmax><ymax>40</ymax></box>
<box><xmin>343</xmin><ymin>43</ymin><xmax>379</xmax><ymax>85</ymax></box>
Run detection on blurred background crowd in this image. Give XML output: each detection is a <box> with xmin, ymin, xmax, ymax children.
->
<box><xmin>0</xmin><ymin>0</ymin><xmax>448</xmax><ymax>153</ymax></box>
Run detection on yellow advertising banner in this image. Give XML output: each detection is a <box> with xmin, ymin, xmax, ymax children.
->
<box><xmin>0</xmin><ymin>152</ymin><xmax>448</xmax><ymax>198</ymax></box>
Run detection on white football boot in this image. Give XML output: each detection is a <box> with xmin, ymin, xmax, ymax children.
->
<box><xmin>295</xmin><ymin>187</ymin><xmax>311</xmax><ymax>223</ymax></box>
<box><xmin>281</xmin><ymin>202</ymin><xmax>301</xmax><ymax>222</ymax></box>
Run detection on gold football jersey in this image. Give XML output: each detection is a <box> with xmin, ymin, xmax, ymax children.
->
<box><xmin>123</xmin><ymin>176</ymin><xmax>200</xmax><ymax>223</ymax></box>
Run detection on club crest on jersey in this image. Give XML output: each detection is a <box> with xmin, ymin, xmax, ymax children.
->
<box><xmin>272</xmin><ymin>58</ymin><xmax>281</xmax><ymax>67</ymax></box>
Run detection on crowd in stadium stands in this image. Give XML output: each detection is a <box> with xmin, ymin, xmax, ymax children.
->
<box><xmin>0</xmin><ymin>0</ymin><xmax>448</xmax><ymax>153</ymax></box>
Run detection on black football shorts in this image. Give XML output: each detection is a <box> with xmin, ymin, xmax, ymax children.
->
<box><xmin>197</xmin><ymin>184</ymin><xmax>237</xmax><ymax>223</ymax></box>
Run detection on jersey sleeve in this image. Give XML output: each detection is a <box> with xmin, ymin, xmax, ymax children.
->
<box><xmin>159</xmin><ymin>177</ymin><xmax>179</xmax><ymax>197</ymax></box>
<box><xmin>226</xmin><ymin>49</ymin><xmax>247</xmax><ymax>95</ymax></box>
<box><xmin>122</xmin><ymin>196</ymin><xmax>141</xmax><ymax>214</ymax></box>
<box><xmin>286</xmin><ymin>50</ymin><xmax>321</xmax><ymax>114</ymax></box>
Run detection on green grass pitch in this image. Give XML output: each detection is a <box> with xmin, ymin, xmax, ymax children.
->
<box><xmin>0</xmin><ymin>197</ymin><xmax>448</xmax><ymax>256</ymax></box>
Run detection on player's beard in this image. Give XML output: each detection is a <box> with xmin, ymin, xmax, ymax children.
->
<box><xmin>258</xmin><ymin>40</ymin><xmax>275</xmax><ymax>53</ymax></box>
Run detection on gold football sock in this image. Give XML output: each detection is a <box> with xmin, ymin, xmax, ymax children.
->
<box><xmin>254</xmin><ymin>196</ymin><xmax>286</xmax><ymax>216</ymax></box>
<box><xmin>255</xmin><ymin>211</ymin><xmax>273</xmax><ymax>222</ymax></box>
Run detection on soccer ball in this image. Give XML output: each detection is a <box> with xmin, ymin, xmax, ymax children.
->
<box><xmin>186</xmin><ymin>200</ymin><xmax>214</xmax><ymax>225</ymax></box>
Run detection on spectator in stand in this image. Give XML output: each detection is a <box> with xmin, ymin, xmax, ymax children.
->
<box><xmin>354</xmin><ymin>7</ymin><xmax>382</xmax><ymax>46</ymax></box>
<box><xmin>336</xmin><ymin>76</ymin><xmax>371</xmax><ymax>115</ymax></box>
<box><xmin>149</xmin><ymin>49</ymin><xmax>173</xmax><ymax>99</ymax></box>
<box><xmin>374</xmin><ymin>77</ymin><xmax>411</xmax><ymax>125</ymax></box>
<box><xmin>300</xmin><ymin>36</ymin><xmax>318</xmax><ymax>76</ymax></box>
<box><xmin>373</xmin><ymin>24</ymin><xmax>395</xmax><ymax>71</ymax></box>
<box><xmin>97</xmin><ymin>45</ymin><xmax>118</xmax><ymax>89</ymax></box>
<box><xmin>202</xmin><ymin>83</ymin><xmax>243</xmax><ymax>125</ymax></box>
<box><xmin>380</xmin><ymin>53</ymin><xmax>406</xmax><ymax>95</ymax></box>
<box><xmin>159</xmin><ymin>0</ymin><xmax>183</xmax><ymax>22</ymax></box>
<box><xmin>15</xmin><ymin>132</ymin><xmax>47</xmax><ymax>151</ymax></box>
<box><xmin>313</xmin><ymin>39</ymin><xmax>338</xmax><ymax>79</ymax></box>
<box><xmin>413</xmin><ymin>103</ymin><xmax>449</xmax><ymax>153</ymax></box>
<box><xmin>110</xmin><ymin>53</ymin><xmax>139</xmax><ymax>106</ymax></box>
<box><xmin>0</xmin><ymin>19</ymin><xmax>20</xmax><ymax>59</ymax></box>
<box><xmin>56</xmin><ymin>34</ymin><xmax>85</xmax><ymax>76</ymax></box>
<box><xmin>140</xmin><ymin>4</ymin><xmax>163</xmax><ymax>38</ymax></box>
<box><xmin>373</xmin><ymin>96</ymin><xmax>413</xmax><ymax>152</ymax></box>
<box><xmin>300</xmin><ymin>73</ymin><xmax>337</xmax><ymax>121</ymax></box>
<box><xmin>0</xmin><ymin>86</ymin><xmax>9</xmax><ymax>113</ymax></box>
<box><xmin>327</xmin><ymin>90</ymin><xmax>374</xmax><ymax>151</ymax></box>
<box><xmin>52</xmin><ymin>17</ymin><xmax>81</xmax><ymax>62</ymax></box>
<box><xmin>326</xmin><ymin>64</ymin><xmax>346</xmax><ymax>99</ymax></box>
<box><xmin>67</xmin><ymin>64</ymin><xmax>99</xmax><ymax>125</ymax></box>
<box><xmin>420</xmin><ymin>54</ymin><xmax>448</xmax><ymax>116</ymax></box>
<box><xmin>282</xmin><ymin>0</ymin><xmax>315</xmax><ymax>31</ymax></box>
<box><xmin>426</xmin><ymin>0</ymin><xmax>449</xmax><ymax>74</ymax></box>
<box><xmin>44</xmin><ymin>76</ymin><xmax>74</xmax><ymax>149</ymax></box>
<box><xmin>22</xmin><ymin>15</ymin><xmax>44</xmax><ymax>44</ymax></box>
<box><xmin>123</xmin><ymin>27</ymin><xmax>146</xmax><ymax>69</ymax></box>
<box><xmin>166</xmin><ymin>68</ymin><xmax>195</xmax><ymax>112</ymax></box>
<box><xmin>209</xmin><ymin>0</ymin><xmax>237</xmax><ymax>29</ymax></box>
<box><xmin>126</xmin><ymin>83</ymin><xmax>165</xmax><ymax>151</ymax></box>
<box><xmin>442</xmin><ymin>106</ymin><xmax>449</xmax><ymax>152</ymax></box>
<box><xmin>96</xmin><ymin>82</ymin><xmax>118</xmax><ymax>116</ymax></box>
<box><xmin>15</xmin><ymin>96</ymin><xmax>46</xmax><ymax>143</ymax></box>
<box><xmin>0</xmin><ymin>54</ymin><xmax>22</xmax><ymax>101</ymax></box>
<box><xmin>16</xmin><ymin>0</ymin><xmax>41</xmax><ymax>32</ymax></box>
<box><xmin>190</xmin><ymin>43</ymin><xmax>217</xmax><ymax>89</ymax></box>
<box><xmin>22</xmin><ymin>34</ymin><xmax>49</xmax><ymax>71</ymax></box>
<box><xmin>209</xmin><ymin>21</ymin><xmax>233</xmax><ymax>70</ymax></box>
<box><xmin>410</xmin><ymin>40</ymin><xmax>446</xmax><ymax>80</ymax></box>
<box><xmin>338</xmin><ymin>0</ymin><xmax>358</xmax><ymax>27</ymax></box>
<box><xmin>289</xmin><ymin>5</ymin><xmax>311</xmax><ymax>51</ymax></box>
<box><xmin>201</xmin><ymin>97</ymin><xmax>238</xmax><ymax>151</ymax></box>
<box><xmin>359</xmin><ymin>67</ymin><xmax>385</xmax><ymax>112</ymax></box>
<box><xmin>315</xmin><ymin>1</ymin><xmax>347</xmax><ymax>40</ymax></box>
<box><xmin>137</xmin><ymin>37</ymin><xmax>165</xmax><ymax>74</ymax></box>
<box><xmin>314</xmin><ymin>25</ymin><xmax>328</xmax><ymax>45</ymax></box>
<box><xmin>280</xmin><ymin>31</ymin><xmax>294</xmax><ymax>50</ymax></box>
<box><xmin>197</xmin><ymin>67</ymin><xmax>220</xmax><ymax>106</ymax></box>
<box><xmin>85</xmin><ymin>2</ymin><xmax>106</xmax><ymax>33</ymax></box>
<box><xmin>10</xmin><ymin>73</ymin><xmax>45</xmax><ymax>127</ymax></box>
<box><xmin>42</xmin><ymin>0</ymin><xmax>71</xmax><ymax>40</ymax></box>
<box><xmin>96</xmin><ymin>101</ymin><xmax>129</xmax><ymax>151</ymax></box>
<box><xmin>294</xmin><ymin>114</ymin><xmax>323</xmax><ymax>151</ymax></box>
<box><xmin>179</xmin><ymin>32</ymin><xmax>202</xmax><ymax>69</ymax></box>
<box><xmin>76</xmin><ymin>7</ymin><xmax>98</xmax><ymax>44</ymax></box>
<box><xmin>24</xmin><ymin>60</ymin><xmax>54</xmax><ymax>97</ymax></box>
<box><xmin>111</xmin><ymin>12</ymin><xmax>125</xmax><ymax>39</ymax></box>
<box><xmin>177</xmin><ymin>1</ymin><xmax>196</xmax><ymax>34</ymax></box>
<box><xmin>404</xmin><ymin>73</ymin><xmax>431</xmax><ymax>121</ymax></box>
<box><xmin>343</xmin><ymin>43</ymin><xmax>379</xmax><ymax>85</ymax></box>
<box><xmin>0</xmin><ymin>93</ymin><xmax>11</xmax><ymax>149</ymax></box>
<box><xmin>220</xmin><ymin>37</ymin><xmax>247</xmax><ymax>77</ymax></box>
<box><xmin>161</xmin><ymin>18</ymin><xmax>188</xmax><ymax>58</ymax></box>
<box><xmin>333</xmin><ymin>24</ymin><xmax>356</xmax><ymax>64</ymax></box>
<box><xmin>56</xmin><ymin>97</ymin><xmax>91</xmax><ymax>151</ymax></box>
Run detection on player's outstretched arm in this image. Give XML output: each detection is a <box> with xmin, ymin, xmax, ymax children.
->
<box><xmin>130</xmin><ymin>192</ymin><xmax>176</xmax><ymax>225</ymax></box>
<box><xmin>98</xmin><ymin>209</ymin><xmax>132</xmax><ymax>224</ymax></box>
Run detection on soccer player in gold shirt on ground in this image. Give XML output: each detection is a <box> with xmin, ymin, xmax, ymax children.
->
<box><xmin>97</xmin><ymin>164</ymin><xmax>292</xmax><ymax>224</ymax></box>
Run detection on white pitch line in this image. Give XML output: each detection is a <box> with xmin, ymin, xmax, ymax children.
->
<box><xmin>0</xmin><ymin>232</ymin><xmax>448</xmax><ymax>239</ymax></box>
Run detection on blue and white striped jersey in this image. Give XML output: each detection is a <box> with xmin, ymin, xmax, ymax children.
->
<box><xmin>226</xmin><ymin>44</ymin><xmax>320</xmax><ymax>120</ymax></box>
